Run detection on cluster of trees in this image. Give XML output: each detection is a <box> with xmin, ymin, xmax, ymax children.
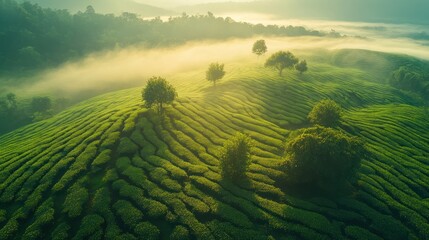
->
<box><xmin>0</xmin><ymin>93</ymin><xmax>66</xmax><ymax>134</ymax></box>
<box><xmin>196</xmin><ymin>99</ymin><xmax>365</xmax><ymax>193</ymax></box>
<box><xmin>0</xmin><ymin>0</ymin><xmax>325</xmax><ymax>74</ymax></box>
<box><xmin>282</xmin><ymin>100</ymin><xmax>366</xmax><ymax>193</ymax></box>
<box><xmin>139</xmin><ymin>43</ymin><xmax>361</xmax><ymax>193</ymax></box>
<box><xmin>251</xmin><ymin>40</ymin><xmax>308</xmax><ymax>76</ymax></box>
<box><xmin>389</xmin><ymin>66</ymin><xmax>429</xmax><ymax>109</ymax></box>
<box><xmin>265</xmin><ymin>51</ymin><xmax>308</xmax><ymax>76</ymax></box>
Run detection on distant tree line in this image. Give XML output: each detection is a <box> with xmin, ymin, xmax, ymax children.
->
<box><xmin>389</xmin><ymin>66</ymin><xmax>429</xmax><ymax>110</ymax></box>
<box><xmin>0</xmin><ymin>0</ymin><xmax>329</xmax><ymax>75</ymax></box>
<box><xmin>0</xmin><ymin>93</ymin><xmax>68</xmax><ymax>134</ymax></box>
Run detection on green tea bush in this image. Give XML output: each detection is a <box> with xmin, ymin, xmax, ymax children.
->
<box><xmin>134</xmin><ymin>222</ymin><xmax>160</xmax><ymax>240</ymax></box>
<box><xmin>72</xmin><ymin>214</ymin><xmax>104</xmax><ymax>240</ymax></box>
<box><xmin>92</xmin><ymin>149</ymin><xmax>112</xmax><ymax>167</ymax></box>
<box><xmin>0</xmin><ymin>219</ymin><xmax>19</xmax><ymax>240</ymax></box>
<box><xmin>345</xmin><ymin>226</ymin><xmax>383</xmax><ymax>240</ymax></box>
<box><xmin>62</xmin><ymin>182</ymin><xmax>89</xmax><ymax>218</ymax></box>
<box><xmin>51</xmin><ymin>223</ymin><xmax>70</xmax><ymax>240</ymax></box>
<box><xmin>0</xmin><ymin>210</ymin><xmax>6</xmax><ymax>223</ymax></box>
<box><xmin>170</xmin><ymin>225</ymin><xmax>191</xmax><ymax>240</ymax></box>
<box><xmin>22</xmin><ymin>198</ymin><xmax>55</xmax><ymax>239</ymax></box>
<box><xmin>113</xmin><ymin>200</ymin><xmax>143</xmax><ymax>228</ymax></box>
<box><xmin>118</xmin><ymin>137</ymin><xmax>139</xmax><ymax>156</ymax></box>
<box><xmin>53</xmin><ymin>142</ymin><xmax>98</xmax><ymax>191</ymax></box>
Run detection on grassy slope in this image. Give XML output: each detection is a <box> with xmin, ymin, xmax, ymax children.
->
<box><xmin>0</xmin><ymin>50</ymin><xmax>429</xmax><ymax>240</ymax></box>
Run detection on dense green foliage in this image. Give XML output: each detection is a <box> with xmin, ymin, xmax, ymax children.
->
<box><xmin>283</xmin><ymin>126</ymin><xmax>366</xmax><ymax>190</ymax></box>
<box><xmin>142</xmin><ymin>77</ymin><xmax>177</xmax><ymax>113</ymax></box>
<box><xmin>295</xmin><ymin>60</ymin><xmax>308</xmax><ymax>74</ymax></box>
<box><xmin>206</xmin><ymin>63</ymin><xmax>226</xmax><ymax>86</ymax></box>
<box><xmin>0</xmin><ymin>50</ymin><xmax>428</xmax><ymax>239</ymax></box>
<box><xmin>389</xmin><ymin>66</ymin><xmax>429</xmax><ymax>104</ymax></box>
<box><xmin>0</xmin><ymin>0</ymin><xmax>325</xmax><ymax>74</ymax></box>
<box><xmin>219</xmin><ymin>133</ymin><xmax>253</xmax><ymax>181</ymax></box>
<box><xmin>308</xmin><ymin>99</ymin><xmax>342</xmax><ymax>127</ymax></box>
<box><xmin>0</xmin><ymin>94</ymin><xmax>67</xmax><ymax>134</ymax></box>
<box><xmin>252</xmin><ymin>39</ymin><xmax>267</xmax><ymax>57</ymax></box>
<box><xmin>265</xmin><ymin>51</ymin><xmax>299</xmax><ymax>76</ymax></box>
<box><xmin>31</xmin><ymin>96</ymin><xmax>52</xmax><ymax>113</ymax></box>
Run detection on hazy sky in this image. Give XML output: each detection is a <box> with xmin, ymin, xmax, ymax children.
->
<box><xmin>136</xmin><ymin>0</ymin><xmax>252</xmax><ymax>8</ymax></box>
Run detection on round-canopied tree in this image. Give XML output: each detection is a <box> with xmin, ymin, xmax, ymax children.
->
<box><xmin>295</xmin><ymin>60</ymin><xmax>308</xmax><ymax>74</ymax></box>
<box><xmin>308</xmin><ymin>99</ymin><xmax>342</xmax><ymax>127</ymax></box>
<box><xmin>206</xmin><ymin>63</ymin><xmax>225</xmax><ymax>86</ymax></box>
<box><xmin>219</xmin><ymin>132</ymin><xmax>253</xmax><ymax>181</ymax></box>
<box><xmin>265</xmin><ymin>51</ymin><xmax>299</xmax><ymax>76</ymax></box>
<box><xmin>142</xmin><ymin>76</ymin><xmax>177</xmax><ymax>114</ymax></box>
<box><xmin>283</xmin><ymin>126</ymin><xmax>366</xmax><ymax>191</ymax></box>
<box><xmin>252</xmin><ymin>39</ymin><xmax>267</xmax><ymax>57</ymax></box>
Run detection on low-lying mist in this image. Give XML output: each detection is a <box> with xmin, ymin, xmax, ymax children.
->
<box><xmin>2</xmin><ymin>20</ymin><xmax>429</xmax><ymax>102</ymax></box>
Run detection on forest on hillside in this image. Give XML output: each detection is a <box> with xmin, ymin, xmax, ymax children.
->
<box><xmin>0</xmin><ymin>0</ymin><xmax>332</xmax><ymax>74</ymax></box>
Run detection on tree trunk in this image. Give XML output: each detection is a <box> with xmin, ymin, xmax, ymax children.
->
<box><xmin>158</xmin><ymin>102</ymin><xmax>163</xmax><ymax>114</ymax></box>
<box><xmin>279</xmin><ymin>68</ymin><xmax>283</xmax><ymax>76</ymax></box>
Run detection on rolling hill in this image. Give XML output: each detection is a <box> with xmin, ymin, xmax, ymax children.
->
<box><xmin>0</xmin><ymin>49</ymin><xmax>429</xmax><ymax>239</ymax></box>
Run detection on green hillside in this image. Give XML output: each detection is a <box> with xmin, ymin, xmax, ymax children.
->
<box><xmin>1</xmin><ymin>50</ymin><xmax>429</xmax><ymax>240</ymax></box>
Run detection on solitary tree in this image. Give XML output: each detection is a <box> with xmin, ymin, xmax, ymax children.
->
<box><xmin>206</xmin><ymin>63</ymin><xmax>225</xmax><ymax>86</ymax></box>
<box><xmin>308</xmin><ymin>99</ymin><xmax>342</xmax><ymax>127</ymax></box>
<box><xmin>252</xmin><ymin>39</ymin><xmax>267</xmax><ymax>57</ymax></box>
<box><xmin>283</xmin><ymin>126</ymin><xmax>366</xmax><ymax>192</ymax></box>
<box><xmin>265</xmin><ymin>51</ymin><xmax>298</xmax><ymax>76</ymax></box>
<box><xmin>142</xmin><ymin>76</ymin><xmax>177</xmax><ymax>114</ymax></box>
<box><xmin>219</xmin><ymin>132</ymin><xmax>253</xmax><ymax>181</ymax></box>
<box><xmin>295</xmin><ymin>60</ymin><xmax>308</xmax><ymax>74</ymax></box>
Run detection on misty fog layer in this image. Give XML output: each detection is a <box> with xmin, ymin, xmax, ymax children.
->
<box><xmin>3</xmin><ymin>19</ymin><xmax>428</xmax><ymax>99</ymax></box>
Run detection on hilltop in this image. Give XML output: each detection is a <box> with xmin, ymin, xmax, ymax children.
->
<box><xmin>0</xmin><ymin>49</ymin><xmax>429</xmax><ymax>239</ymax></box>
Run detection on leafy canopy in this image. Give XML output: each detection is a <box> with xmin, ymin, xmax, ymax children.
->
<box><xmin>252</xmin><ymin>39</ymin><xmax>267</xmax><ymax>56</ymax></box>
<box><xmin>31</xmin><ymin>96</ymin><xmax>52</xmax><ymax>113</ymax></box>
<box><xmin>283</xmin><ymin>126</ymin><xmax>366</xmax><ymax>190</ymax></box>
<box><xmin>219</xmin><ymin>132</ymin><xmax>253</xmax><ymax>181</ymax></box>
<box><xmin>206</xmin><ymin>63</ymin><xmax>226</xmax><ymax>86</ymax></box>
<box><xmin>308</xmin><ymin>99</ymin><xmax>342</xmax><ymax>127</ymax></box>
<box><xmin>295</xmin><ymin>60</ymin><xmax>308</xmax><ymax>74</ymax></box>
<box><xmin>265</xmin><ymin>51</ymin><xmax>299</xmax><ymax>76</ymax></box>
<box><xmin>142</xmin><ymin>77</ymin><xmax>177</xmax><ymax>113</ymax></box>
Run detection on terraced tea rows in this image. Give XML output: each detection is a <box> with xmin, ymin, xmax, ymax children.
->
<box><xmin>0</xmin><ymin>58</ymin><xmax>428</xmax><ymax>240</ymax></box>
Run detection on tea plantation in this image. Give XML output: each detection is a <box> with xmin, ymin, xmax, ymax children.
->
<box><xmin>0</xmin><ymin>50</ymin><xmax>428</xmax><ymax>240</ymax></box>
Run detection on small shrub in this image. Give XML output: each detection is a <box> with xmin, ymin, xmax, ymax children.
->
<box><xmin>118</xmin><ymin>137</ymin><xmax>138</xmax><ymax>156</ymax></box>
<box><xmin>62</xmin><ymin>182</ymin><xmax>89</xmax><ymax>218</ymax></box>
<box><xmin>308</xmin><ymin>99</ymin><xmax>342</xmax><ymax>127</ymax></box>
<box><xmin>219</xmin><ymin>132</ymin><xmax>253</xmax><ymax>181</ymax></box>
